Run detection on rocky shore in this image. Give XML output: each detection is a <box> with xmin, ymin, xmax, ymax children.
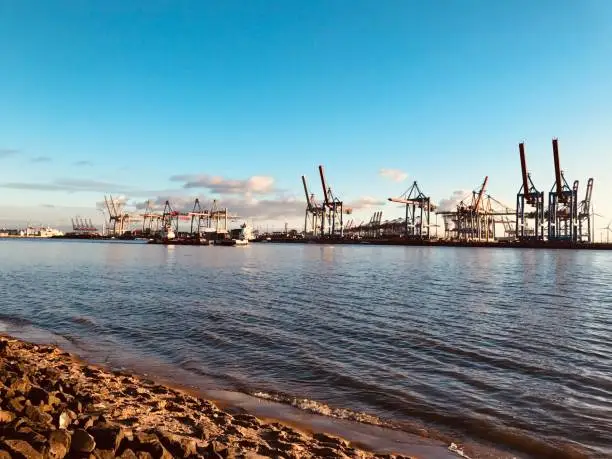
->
<box><xmin>0</xmin><ymin>336</ymin><xmax>414</xmax><ymax>458</ymax></box>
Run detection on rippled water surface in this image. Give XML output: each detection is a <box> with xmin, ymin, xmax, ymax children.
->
<box><xmin>1</xmin><ymin>239</ymin><xmax>611</xmax><ymax>458</ymax></box>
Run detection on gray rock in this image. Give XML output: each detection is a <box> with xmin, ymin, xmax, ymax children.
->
<box><xmin>71</xmin><ymin>428</ymin><xmax>96</xmax><ymax>453</ymax></box>
<box><xmin>48</xmin><ymin>429</ymin><xmax>72</xmax><ymax>459</ymax></box>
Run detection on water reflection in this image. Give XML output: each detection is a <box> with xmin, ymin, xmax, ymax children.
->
<box><xmin>0</xmin><ymin>240</ymin><xmax>610</xmax><ymax>458</ymax></box>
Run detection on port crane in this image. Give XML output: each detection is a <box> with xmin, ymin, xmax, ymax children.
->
<box><xmin>516</xmin><ymin>142</ymin><xmax>545</xmax><ymax>240</ymax></box>
<box><xmin>577</xmin><ymin>178</ymin><xmax>594</xmax><ymax>242</ymax></box>
<box><xmin>388</xmin><ymin>181</ymin><xmax>434</xmax><ymax>239</ymax></box>
<box><xmin>548</xmin><ymin>139</ymin><xmax>579</xmax><ymax>241</ymax></box>
<box><xmin>317</xmin><ymin>165</ymin><xmax>350</xmax><ymax>237</ymax></box>
<box><xmin>302</xmin><ymin>175</ymin><xmax>324</xmax><ymax>237</ymax></box>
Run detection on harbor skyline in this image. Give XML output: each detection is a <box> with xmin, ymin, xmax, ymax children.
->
<box><xmin>1</xmin><ymin>1</ymin><xmax>611</xmax><ymax>231</ymax></box>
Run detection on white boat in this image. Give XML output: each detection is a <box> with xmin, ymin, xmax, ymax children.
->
<box><xmin>161</xmin><ymin>225</ymin><xmax>176</xmax><ymax>240</ymax></box>
<box><xmin>218</xmin><ymin>223</ymin><xmax>253</xmax><ymax>246</ymax></box>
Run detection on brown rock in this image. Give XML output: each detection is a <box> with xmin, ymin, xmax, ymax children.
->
<box><xmin>25</xmin><ymin>405</ymin><xmax>53</xmax><ymax>425</ymax></box>
<box><xmin>48</xmin><ymin>429</ymin><xmax>72</xmax><ymax>459</ymax></box>
<box><xmin>58</xmin><ymin>409</ymin><xmax>77</xmax><ymax>429</ymax></box>
<box><xmin>1</xmin><ymin>439</ymin><xmax>43</xmax><ymax>459</ymax></box>
<box><xmin>71</xmin><ymin>429</ymin><xmax>96</xmax><ymax>453</ymax></box>
<box><xmin>6</xmin><ymin>397</ymin><xmax>26</xmax><ymax>414</ymax></box>
<box><xmin>313</xmin><ymin>432</ymin><xmax>347</xmax><ymax>448</ymax></box>
<box><xmin>118</xmin><ymin>449</ymin><xmax>138</xmax><ymax>459</ymax></box>
<box><xmin>87</xmin><ymin>422</ymin><xmax>125</xmax><ymax>452</ymax></box>
<box><xmin>135</xmin><ymin>453</ymin><xmax>153</xmax><ymax>459</ymax></box>
<box><xmin>0</xmin><ymin>449</ymin><xmax>11</xmax><ymax>459</ymax></box>
<box><xmin>124</xmin><ymin>433</ymin><xmax>172</xmax><ymax>459</ymax></box>
<box><xmin>0</xmin><ymin>410</ymin><xmax>15</xmax><ymax>424</ymax></box>
<box><xmin>77</xmin><ymin>415</ymin><xmax>98</xmax><ymax>430</ymax></box>
<box><xmin>204</xmin><ymin>441</ymin><xmax>226</xmax><ymax>459</ymax></box>
<box><xmin>156</xmin><ymin>430</ymin><xmax>197</xmax><ymax>458</ymax></box>
<box><xmin>92</xmin><ymin>449</ymin><xmax>116</xmax><ymax>459</ymax></box>
<box><xmin>8</xmin><ymin>376</ymin><xmax>31</xmax><ymax>395</ymax></box>
<box><xmin>27</xmin><ymin>386</ymin><xmax>50</xmax><ymax>406</ymax></box>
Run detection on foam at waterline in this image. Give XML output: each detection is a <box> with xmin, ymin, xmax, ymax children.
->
<box><xmin>252</xmin><ymin>391</ymin><xmax>391</xmax><ymax>426</ymax></box>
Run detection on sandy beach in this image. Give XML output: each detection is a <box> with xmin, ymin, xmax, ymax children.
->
<box><xmin>0</xmin><ymin>335</ymin><xmax>434</xmax><ymax>459</ymax></box>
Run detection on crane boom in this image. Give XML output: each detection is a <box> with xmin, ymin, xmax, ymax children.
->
<box><xmin>584</xmin><ymin>178</ymin><xmax>594</xmax><ymax>210</ymax></box>
<box><xmin>553</xmin><ymin>138</ymin><xmax>563</xmax><ymax>200</ymax></box>
<box><xmin>318</xmin><ymin>165</ymin><xmax>330</xmax><ymax>205</ymax></box>
<box><xmin>519</xmin><ymin>142</ymin><xmax>530</xmax><ymax>200</ymax></box>
<box><xmin>474</xmin><ymin>176</ymin><xmax>488</xmax><ymax>211</ymax></box>
<box><xmin>301</xmin><ymin>176</ymin><xmax>312</xmax><ymax>210</ymax></box>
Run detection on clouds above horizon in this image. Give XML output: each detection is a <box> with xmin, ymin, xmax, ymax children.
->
<box><xmin>438</xmin><ymin>190</ymin><xmax>471</xmax><ymax>211</ymax></box>
<box><xmin>129</xmin><ymin>194</ymin><xmax>305</xmax><ymax>221</ymax></box>
<box><xmin>379</xmin><ymin>168</ymin><xmax>408</xmax><ymax>182</ymax></box>
<box><xmin>74</xmin><ymin>160</ymin><xmax>93</xmax><ymax>167</ymax></box>
<box><xmin>0</xmin><ymin>178</ymin><xmax>136</xmax><ymax>194</ymax></box>
<box><xmin>170</xmin><ymin>173</ymin><xmax>276</xmax><ymax>195</ymax></box>
<box><xmin>0</xmin><ymin>149</ymin><xmax>20</xmax><ymax>158</ymax></box>
<box><xmin>346</xmin><ymin>196</ymin><xmax>387</xmax><ymax>210</ymax></box>
<box><xmin>30</xmin><ymin>156</ymin><xmax>52</xmax><ymax>163</ymax></box>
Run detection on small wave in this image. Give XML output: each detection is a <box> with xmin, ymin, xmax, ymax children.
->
<box><xmin>251</xmin><ymin>390</ymin><xmax>385</xmax><ymax>426</ymax></box>
<box><xmin>70</xmin><ymin>316</ymin><xmax>97</xmax><ymax>327</ymax></box>
<box><xmin>0</xmin><ymin>313</ymin><xmax>32</xmax><ymax>327</ymax></box>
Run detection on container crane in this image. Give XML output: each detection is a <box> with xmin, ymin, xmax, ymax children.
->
<box><xmin>516</xmin><ymin>142</ymin><xmax>545</xmax><ymax>240</ymax></box>
<box><xmin>548</xmin><ymin>139</ymin><xmax>578</xmax><ymax>241</ymax></box>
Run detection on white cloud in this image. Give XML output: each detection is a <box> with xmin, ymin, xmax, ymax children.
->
<box><xmin>438</xmin><ymin>190</ymin><xmax>471</xmax><ymax>211</ymax></box>
<box><xmin>379</xmin><ymin>168</ymin><xmax>408</xmax><ymax>182</ymax></box>
<box><xmin>346</xmin><ymin>196</ymin><xmax>387</xmax><ymax>210</ymax></box>
<box><xmin>170</xmin><ymin>174</ymin><xmax>276</xmax><ymax>195</ymax></box>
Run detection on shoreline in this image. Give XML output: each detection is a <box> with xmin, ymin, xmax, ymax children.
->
<box><xmin>0</xmin><ymin>334</ymin><xmax>461</xmax><ymax>459</ymax></box>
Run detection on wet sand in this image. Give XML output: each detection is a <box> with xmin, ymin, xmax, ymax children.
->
<box><xmin>0</xmin><ymin>335</ymin><xmax>463</xmax><ymax>458</ymax></box>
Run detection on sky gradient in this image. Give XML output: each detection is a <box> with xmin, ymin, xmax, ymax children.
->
<box><xmin>1</xmin><ymin>1</ymin><xmax>611</xmax><ymax>234</ymax></box>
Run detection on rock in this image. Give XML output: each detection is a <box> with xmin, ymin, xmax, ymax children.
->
<box><xmin>25</xmin><ymin>405</ymin><xmax>53</xmax><ymax>425</ymax></box>
<box><xmin>87</xmin><ymin>422</ymin><xmax>125</xmax><ymax>452</ymax></box>
<box><xmin>118</xmin><ymin>449</ymin><xmax>138</xmax><ymax>459</ymax></box>
<box><xmin>0</xmin><ymin>449</ymin><xmax>11</xmax><ymax>459</ymax></box>
<box><xmin>204</xmin><ymin>441</ymin><xmax>226</xmax><ymax>459</ymax></box>
<box><xmin>313</xmin><ymin>432</ymin><xmax>347</xmax><ymax>448</ymax></box>
<box><xmin>27</xmin><ymin>386</ymin><xmax>50</xmax><ymax>405</ymax></box>
<box><xmin>92</xmin><ymin>449</ymin><xmax>116</xmax><ymax>459</ymax></box>
<box><xmin>1</xmin><ymin>439</ymin><xmax>43</xmax><ymax>459</ymax></box>
<box><xmin>71</xmin><ymin>429</ymin><xmax>96</xmax><ymax>453</ymax></box>
<box><xmin>48</xmin><ymin>429</ymin><xmax>72</xmax><ymax>459</ymax></box>
<box><xmin>136</xmin><ymin>453</ymin><xmax>153</xmax><ymax>459</ymax></box>
<box><xmin>6</xmin><ymin>396</ymin><xmax>26</xmax><ymax>414</ymax></box>
<box><xmin>156</xmin><ymin>430</ymin><xmax>197</xmax><ymax>458</ymax></box>
<box><xmin>0</xmin><ymin>410</ymin><xmax>15</xmax><ymax>424</ymax></box>
<box><xmin>0</xmin><ymin>340</ymin><xmax>9</xmax><ymax>355</ymax></box>
<box><xmin>8</xmin><ymin>376</ymin><xmax>31</xmax><ymax>395</ymax></box>
<box><xmin>78</xmin><ymin>415</ymin><xmax>97</xmax><ymax>430</ymax></box>
<box><xmin>123</xmin><ymin>433</ymin><xmax>172</xmax><ymax>459</ymax></box>
<box><xmin>58</xmin><ymin>409</ymin><xmax>77</xmax><ymax>429</ymax></box>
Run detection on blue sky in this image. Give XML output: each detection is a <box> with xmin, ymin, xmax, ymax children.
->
<box><xmin>1</xmin><ymin>1</ymin><xmax>611</xmax><ymax>232</ymax></box>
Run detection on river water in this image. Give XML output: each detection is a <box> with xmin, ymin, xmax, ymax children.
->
<box><xmin>0</xmin><ymin>239</ymin><xmax>610</xmax><ymax>458</ymax></box>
